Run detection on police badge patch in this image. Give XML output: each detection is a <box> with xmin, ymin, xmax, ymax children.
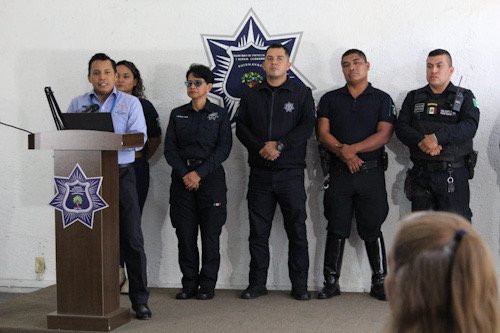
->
<box><xmin>208</xmin><ymin>112</ymin><xmax>219</xmax><ymax>121</ymax></box>
<box><xmin>283</xmin><ymin>102</ymin><xmax>295</xmax><ymax>113</ymax></box>
<box><xmin>49</xmin><ymin>164</ymin><xmax>108</xmax><ymax>229</ymax></box>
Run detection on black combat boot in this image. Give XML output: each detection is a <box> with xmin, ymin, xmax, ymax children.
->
<box><xmin>365</xmin><ymin>235</ymin><xmax>387</xmax><ymax>301</ymax></box>
<box><xmin>317</xmin><ymin>235</ymin><xmax>345</xmax><ymax>299</ymax></box>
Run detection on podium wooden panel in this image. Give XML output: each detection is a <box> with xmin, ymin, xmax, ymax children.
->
<box><xmin>28</xmin><ymin>130</ymin><xmax>143</xmax><ymax>331</ymax></box>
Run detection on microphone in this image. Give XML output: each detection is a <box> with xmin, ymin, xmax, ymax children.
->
<box><xmin>81</xmin><ymin>104</ymin><xmax>100</xmax><ymax>113</ymax></box>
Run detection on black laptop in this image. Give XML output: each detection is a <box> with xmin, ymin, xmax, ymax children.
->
<box><xmin>45</xmin><ymin>87</ymin><xmax>114</xmax><ymax>132</ymax></box>
<box><xmin>61</xmin><ymin>112</ymin><xmax>114</xmax><ymax>132</ymax></box>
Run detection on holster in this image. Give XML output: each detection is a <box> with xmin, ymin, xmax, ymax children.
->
<box><xmin>318</xmin><ymin>144</ymin><xmax>331</xmax><ymax>177</ymax></box>
<box><xmin>404</xmin><ymin>170</ymin><xmax>413</xmax><ymax>200</ymax></box>
<box><xmin>382</xmin><ymin>151</ymin><xmax>388</xmax><ymax>171</ymax></box>
<box><xmin>465</xmin><ymin>151</ymin><xmax>478</xmax><ymax>179</ymax></box>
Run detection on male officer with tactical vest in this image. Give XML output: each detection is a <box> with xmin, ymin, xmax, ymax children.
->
<box><xmin>395</xmin><ymin>49</ymin><xmax>479</xmax><ymax>221</ymax></box>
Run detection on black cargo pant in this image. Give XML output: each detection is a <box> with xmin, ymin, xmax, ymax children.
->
<box><xmin>247</xmin><ymin>167</ymin><xmax>309</xmax><ymax>293</ymax></box>
<box><xmin>409</xmin><ymin>164</ymin><xmax>472</xmax><ymax>221</ymax></box>
<box><xmin>324</xmin><ymin>162</ymin><xmax>388</xmax><ymax>241</ymax></box>
<box><xmin>169</xmin><ymin>166</ymin><xmax>227</xmax><ymax>292</ymax></box>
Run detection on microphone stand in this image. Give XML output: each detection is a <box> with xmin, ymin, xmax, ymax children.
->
<box><xmin>45</xmin><ymin>87</ymin><xmax>64</xmax><ymax>130</ymax></box>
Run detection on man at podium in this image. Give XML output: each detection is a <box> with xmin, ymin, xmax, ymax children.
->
<box><xmin>67</xmin><ymin>53</ymin><xmax>151</xmax><ymax>320</ymax></box>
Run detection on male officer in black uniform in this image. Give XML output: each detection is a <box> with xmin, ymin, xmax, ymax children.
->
<box><xmin>236</xmin><ymin>43</ymin><xmax>315</xmax><ymax>300</ymax></box>
<box><xmin>395</xmin><ymin>49</ymin><xmax>479</xmax><ymax>221</ymax></box>
<box><xmin>316</xmin><ymin>49</ymin><xmax>395</xmax><ymax>301</ymax></box>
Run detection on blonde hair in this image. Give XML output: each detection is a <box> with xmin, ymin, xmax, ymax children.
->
<box><xmin>386</xmin><ymin>212</ymin><xmax>499</xmax><ymax>333</ymax></box>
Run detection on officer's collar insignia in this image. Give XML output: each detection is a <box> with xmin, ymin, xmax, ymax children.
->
<box><xmin>283</xmin><ymin>102</ymin><xmax>295</xmax><ymax>113</ymax></box>
<box><xmin>49</xmin><ymin>164</ymin><xmax>108</xmax><ymax>229</ymax></box>
<box><xmin>202</xmin><ymin>8</ymin><xmax>314</xmax><ymax>119</ymax></box>
<box><xmin>208</xmin><ymin>112</ymin><xmax>219</xmax><ymax>121</ymax></box>
<box><xmin>414</xmin><ymin>103</ymin><xmax>425</xmax><ymax>113</ymax></box>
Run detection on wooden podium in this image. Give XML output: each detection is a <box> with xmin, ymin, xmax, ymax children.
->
<box><xmin>28</xmin><ymin>130</ymin><xmax>144</xmax><ymax>331</ymax></box>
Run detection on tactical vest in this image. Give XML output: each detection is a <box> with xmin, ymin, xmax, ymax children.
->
<box><xmin>410</xmin><ymin>87</ymin><xmax>473</xmax><ymax>161</ymax></box>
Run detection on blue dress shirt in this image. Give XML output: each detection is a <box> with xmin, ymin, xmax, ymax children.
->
<box><xmin>67</xmin><ymin>87</ymin><xmax>147</xmax><ymax>164</ymax></box>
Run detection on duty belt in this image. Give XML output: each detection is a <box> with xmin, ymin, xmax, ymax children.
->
<box><xmin>332</xmin><ymin>159</ymin><xmax>380</xmax><ymax>172</ymax></box>
<box><xmin>186</xmin><ymin>158</ymin><xmax>204</xmax><ymax>167</ymax></box>
<box><xmin>360</xmin><ymin>160</ymin><xmax>379</xmax><ymax>170</ymax></box>
<box><xmin>414</xmin><ymin>160</ymin><xmax>465</xmax><ymax>172</ymax></box>
<box><xmin>119</xmin><ymin>163</ymin><xmax>133</xmax><ymax>168</ymax></box>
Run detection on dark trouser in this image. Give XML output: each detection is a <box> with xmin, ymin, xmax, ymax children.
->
<box><xmin>119</xmin><ymin>165</ymin><xmax>149</xmax><ymax>306</ymax></box>
<box><xmin>409</xmin><ymin>165</ymin><xmax>472</xmax><ymax>221</ymax></box>
<box><xmin>323</xmin><ymin>164</ymin><xmax>388</xmax><ymax>241</ymax></box>
<box><xmin>247</xmin><ymin>168</ymin><xmax>309</xmax><ymax>292</ymax></box>
<box><xmin>133</xmin><ymin>156</ymin><xmax>150</xmax><ymax>213</ymax></box>
<box><xmin>169</xmin><ymin>167</ymin><xmax>227</xmax><ymax>292</ymax></box>
<box><xmin>120</xmin><ymin>157</ymin><xmax>150</xmax><ymax>267</ymax></box>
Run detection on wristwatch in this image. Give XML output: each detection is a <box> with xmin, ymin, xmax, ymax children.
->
<box><xmin>276</xmin><ymin>141</ymin><xmax>285</xmax><ymax>152</ymax></box>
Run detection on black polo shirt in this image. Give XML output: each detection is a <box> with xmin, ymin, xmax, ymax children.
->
<box><xmin>317</xmin><ymin>83</ymin><xmax>395</xmax><ymax>162</ymax></box>
<box><xmin>139</xmin><ymin>98</ymin><xmax>161</xmax><ymax>157</ymax></box>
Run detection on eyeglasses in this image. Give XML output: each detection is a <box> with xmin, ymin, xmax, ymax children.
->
<box><xmin>184</xmin><ymin>79</ymin><xmax>205</xmax><ymax>88</ymax></box>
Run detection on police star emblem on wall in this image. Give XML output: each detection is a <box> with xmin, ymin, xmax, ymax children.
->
<box><xmin>49</xmin><ymin>164</ymin><xmax>108</xmax><ymax>229</ymax></box>
<box><xmin>202</xmin><ymin>8</ymin><xmax>315</xmax><ymax>119</ymax></box>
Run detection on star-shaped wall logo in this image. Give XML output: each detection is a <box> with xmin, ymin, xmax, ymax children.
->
<box><xmin>49</xmin><ymin>164</ymin><xmax>108</xmax><ymax>229</ymax></box>
<box><xmin>202</xmin><ymin>8</ymin><xmax>315</xmax><ymax>119</ymax></box>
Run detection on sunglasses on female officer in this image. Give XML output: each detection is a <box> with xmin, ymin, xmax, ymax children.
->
<box><xmin>184</xmin><ymin>79</ymin><xmax>205</xmax><ymax>88</ymax></box>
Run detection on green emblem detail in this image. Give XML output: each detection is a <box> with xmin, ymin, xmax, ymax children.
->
<box><xmin>241</xmin><ymin>72</ymin><xmax>264</xmax><ymax>88</ymax></box>
<box><xmin>73</xmin><ymin>195</ymin><xmax>83</xmax><ymax>209</ymax></box>
<box><xmin>473</xmin><ymin>98</ymin><xmax>478</xmax><ymax>108</ymax></box>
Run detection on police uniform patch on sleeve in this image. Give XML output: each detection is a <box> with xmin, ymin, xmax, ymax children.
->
<box><xmin>413</xmin><ymin>103</ymin><xmax>425</xmax><ymax>113</ymax></box>
<box><xmin>390</xmin><ymin>103</ymin><xmax>396</xmax><ymax>116</ymax></box>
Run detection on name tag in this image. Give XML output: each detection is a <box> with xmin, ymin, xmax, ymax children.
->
<box><xmin>440</xmin><ymin>109</ymin><xmax>455</xmax><ymax>116</ymax></box>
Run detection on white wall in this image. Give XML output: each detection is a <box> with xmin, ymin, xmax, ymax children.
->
<box><xmin>1</xmin><ymin>0</ymin><xmax>499</xmax><ymax>292</ymax></box>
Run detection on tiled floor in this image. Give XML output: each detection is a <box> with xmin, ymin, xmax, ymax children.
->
<box><xmin>0</xmin><ymin>292</ymin><xmax>20</xmax><ymax>304</ymax></box>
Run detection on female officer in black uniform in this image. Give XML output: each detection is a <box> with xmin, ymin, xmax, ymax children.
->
<box><xmin>116</xmin><ymin>60</ymin><xmax>162</xmax><ymax>294</ymax></box>
<box><xmin>164</xmin><ymin>64</ymin><xmax>232</xmax><ymax>300</ymax></box>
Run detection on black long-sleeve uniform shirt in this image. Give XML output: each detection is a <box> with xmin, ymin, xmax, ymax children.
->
<box><xmin>235</xmin><ymin>78</ymin><xmax>315</xmax><ymax>169</ymax></box>
<box><xmin>164</xmin><ymin>100</ymin><xmax>232</xmax><ymax>178</ymax></box>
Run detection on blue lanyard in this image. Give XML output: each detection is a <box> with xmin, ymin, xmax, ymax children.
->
<box><xmin>90</xmin><ymin>92</ymin><xmax>118</xmax><ymax>114</ymax></box>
